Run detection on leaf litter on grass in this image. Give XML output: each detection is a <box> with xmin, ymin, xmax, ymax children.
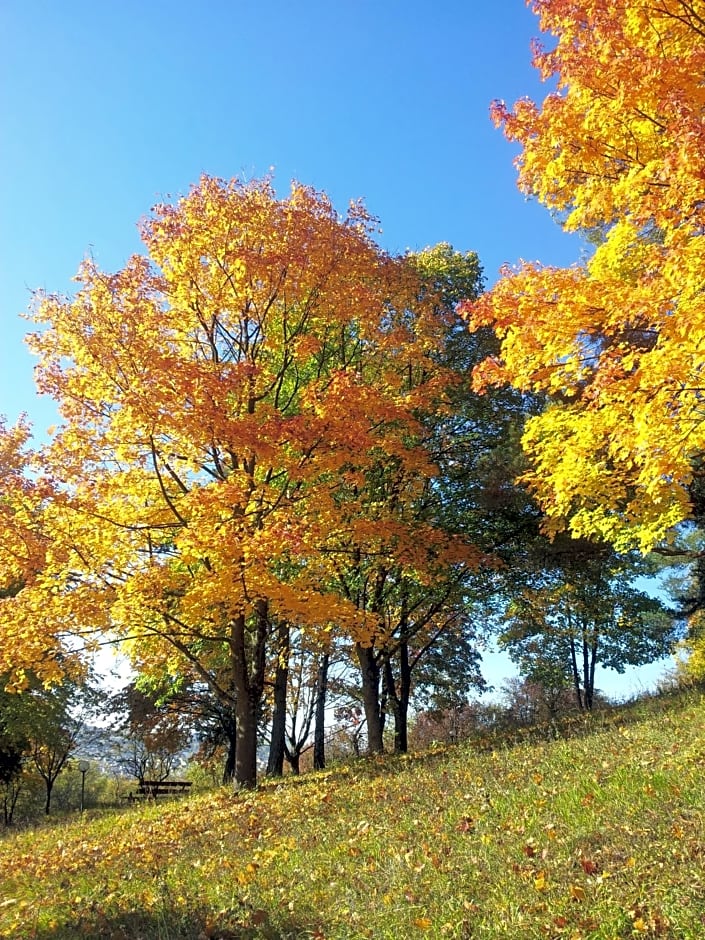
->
<box><xmin>1</xmin><ymin>692</ymin><xmax>705</xmax><ymax>938</ymax></box>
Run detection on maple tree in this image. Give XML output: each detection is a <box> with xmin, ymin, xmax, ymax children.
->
<box><xmin>0</xmin><ymin>419</ymin><xmax>79</xmax><ymax>690</ymax></box>
<box><xmin>464</xmin><ymin>0</ymin><xmax>705</xmax><ymax>553</ymax></box>
<box><xmin>296</xmin><ymin>408</ymin><xmax>485</xmax><ymax>754</ymax></box>
<box><xmin>17</xmin><ymin>176</ymin><xmax>470</xmax><ymax>788</ymax></box>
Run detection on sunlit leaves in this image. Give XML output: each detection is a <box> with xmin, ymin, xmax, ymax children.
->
<box><xmin>0</xmin><ymin>419</ymin><xmax>75</xmax><ymax>688</ymax></box>
<box><xmin>0</xmin><ymin>417</ymin><xmax>45</xmax><ymax>596</ymax></box>
<box><xmin>465</xmin><ymin>0</ymin><xmax>705</xmax><ymax>551</ymax></box>
<box><xmin>6</xmin><ymin>178</ymin><xmax>479</xmax><ymax>778</ymax></box>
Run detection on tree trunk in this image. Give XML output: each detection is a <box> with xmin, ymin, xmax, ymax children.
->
<box><xmin>234</xmin><ymin>687</ymin><xmax>259</xmax><ymax>789</ymax></box>
<box><xmin>222</xmin><ymin>707</ymin><xmax>237</xmax><ymax>785</ymax></box>
<box><xmin>44</xmin><ymin>779</ymin><xmax>53</xmax><ymax>815</ymax></box>
<box><xmin>267</xmin><ymin>621</ymin><xmax>290</xmax><ymax>777</ymax></box>
<box><xmin>356</xmin><ymin>644</ymin><xmax>384</xmax><ymax>754</ymax></box>
<box><xmin>569</xmin><ymin>635</ymin><xmax>584</xmax><ymax>710</ymax></box>
<box><xmin>585</xmin><ymin>632</ymin><xmax>598</xmax><ymax>711</ymax></box>
<box><xmin>394</xmin><ymin>639</ymin><xmax>411</xmax><ymax>754</ymax></box>
<box><xmin>382</xmin><ymin>657</ymin><xmax>405</xmax><ymax>753</ymax></box>
<box><xmin>286</xmin><ymin>749</ymin><xmax>300</xmax><ymax>775</ymax></box>
<box><xmin>580</xmin><ymin>625</ymin><xmax>596</xmax><ymax>711</ymax></box>
<box><xmin>223</xmin><ymin>736</ymin><xmax>236</xmax><ymax>784</ymax></box>
<box><xmin>230</xmin><ymin>606</ymin><xmax>269</xmax><ymax>789</ymax></box>
<box><xmin>313</xmin><ymin>651</ymin><xmax>329</xmax><ymax>771</ymax></box>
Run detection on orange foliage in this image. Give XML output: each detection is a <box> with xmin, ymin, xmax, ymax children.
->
<box><xmin>0</xmin><ymin>418</ymin><xmax>75</xmax><ymax>688</ymax></box>
<box><xmin>464</xmin><ymin>0</ymin><xmax>705</xmax><ymax>550</ymax></box>
<box><xmin>7</xmin><ymin>177</ymin><xmax>473</xmax><ymax>699</ymax></box>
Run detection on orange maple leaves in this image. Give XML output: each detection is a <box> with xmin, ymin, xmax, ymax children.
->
<box><xmin>465</xmin><ymin>0</ymin><xmax>705</xmax><ymax>551</ymax></box>
<box><xmin>3</xmin><ymin>177</ymin><xmax>477</xmax><ymax>695</ymax></box>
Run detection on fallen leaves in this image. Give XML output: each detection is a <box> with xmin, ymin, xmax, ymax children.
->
<box><xmin>1</xmin><ymin>694</ymin><xmax>705</xmax><ymax>938</ymax></box>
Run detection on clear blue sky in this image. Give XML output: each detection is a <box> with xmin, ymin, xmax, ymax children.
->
<box><xmin>0</xmin><ymin>0</ymin><xmax>670</xmax><ymax>697</ymax></box>
<box><xmin>1</xmin><ymin>0</ymin><xmax>583</xmax><ymax>433</ymax></box>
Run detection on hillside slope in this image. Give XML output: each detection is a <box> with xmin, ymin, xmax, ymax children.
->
<box><xmin>1</xmin><ymin>693</ymin><xmax>704</xmax><ymax>939</ymax></box>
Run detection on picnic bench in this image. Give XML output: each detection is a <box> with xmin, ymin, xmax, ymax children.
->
<box><xmin>127</xmin><ymin>780</ymin><xmax>193</xmax><ymax>801</ymax></box>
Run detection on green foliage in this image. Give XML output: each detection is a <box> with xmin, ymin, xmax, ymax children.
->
<box><xmin>0</xmin><ymin>673</ymin><xmax>103</xmax><ymax>820</ymax></box>
<box><xmin>500</xmin><ymin>540</ymin><xmax>679</xmax><ymax>710</ymax></box>
<box><xmin>407</xmin><ymin>241</ymin><xmax>484</xmax><ymax>312</ymax></box>
<box><xmin>0</xmin><ymin>690</ymin><xmax>704</xmax><ymax>938</ymax></box>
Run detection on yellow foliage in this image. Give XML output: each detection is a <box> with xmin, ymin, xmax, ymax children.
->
<box><xmin>2</xmin><ymin>177</ymin><xmax>480</xmax><ymax>695</ymax></box>
<box><xmin>464</xmin><ymin>0</ymin><xmax>705</xmax><ymax>551</ymax></box>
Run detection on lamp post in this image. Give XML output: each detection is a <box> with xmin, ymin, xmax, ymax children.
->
<box><xmin>78</xmin><ymin>760</ymin><xmax>90</xmax><ymax>813</ymax></box>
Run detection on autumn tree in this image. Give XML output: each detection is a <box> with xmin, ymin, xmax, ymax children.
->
<box><xmin>0</xmin><ymin>418</ymin><xmax>42</xmax><ymax>597</ymax></box>
<box><xmin>0</xmin><ymin>674</ymin><xmax>99</xmax><ymax>815</ymax></box>
<box><xmin>0</xmin><ymin>419</ymin><xmax>94</xmax><ymax>818</ymax></box>
<box><xmin>321</xmin><ymin>243</ymin><xmax>548</xmax><ymax>755</ymax></box>
<box><xmin>499</xmin><ymin>676</ymin><xmax>581</xmax><ymax>726</ymax></box>
<box><xmin>18</xmin><ymin>176</ymin><xmax>467</xmax><ymax>788</ymax></box>
<box><xmin>303</xmin><ymin>245</ymin><xmax>493</xmax><ymax>754</ymax></box>
<box><xmin>374</xmin><ymin>244</ymin><xmax>537</xmax><ymax>751</ymax></box>
<box><xmin>109</xmin><ymin>681</ymin><xmax>192</xmax><ymax>787</ymax></box>
<box><xmin>0</xmin><ymin>419</ymin><xmax>80</xmax><ymax>690</ymax></box>
<box><xmin>130</xmin><ymin>670</ymin><xmax>239</xmax><ymax>783</ymax></box>
<box><xmin>27</xmin><ymin>682</ymin><xmax>88</xmax><ymax>815</ymax></box>
<box><xmin>296</xmin><ymin>412</ymin><xmax>483</xmax><ymax>754</ymax></box>
<box><xmin>464</xmin><ymin>0</ymin><xmax>705</xmax><ymax>554</ymax></box>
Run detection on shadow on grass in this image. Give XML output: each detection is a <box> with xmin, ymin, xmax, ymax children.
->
<box><xmin>22</xmin><ymin>900</ymin><xmax>312</xmax><ymax>939</ymax></box>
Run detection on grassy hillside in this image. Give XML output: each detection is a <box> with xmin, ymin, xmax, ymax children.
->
<box><xmin>1</xmin><ymin>692</ymin><xmax>704</xmax><ymax>939</ymax></box>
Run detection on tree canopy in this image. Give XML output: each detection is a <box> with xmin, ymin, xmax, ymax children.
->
<box><xmin>3</xmin><ymin>176</ymin><xmax>485</xmax><ymax>786</ymax></box>
<box><xmin>464</xmin><ymin>0</ymin><xmax>705</xmax><ymax>552</ymax></box>
<box><xmin>499</xmin><ymin>539</ymin><xmax>677</xmax><ymax>709</ymax></box>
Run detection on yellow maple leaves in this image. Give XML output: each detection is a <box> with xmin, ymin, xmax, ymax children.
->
<box><xmin>2</xmin><ymin>177</ymin><xmax>476</xmax><ymax>714</ymax></box>
<box><xmin>465</xmin><ymin>0</ymin><xmax>705</xmax><ymax>551</ymax></box>
<box><xmin>0</xmin><ymin>418</ymin><xmax>77</xmax><ymax>687</ymax></box>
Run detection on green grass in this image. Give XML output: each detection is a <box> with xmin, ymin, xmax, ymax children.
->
<box><xmin>1</xmin><ymin>691</ymin><xmax>705</xmax><ymax>939</ymax></box>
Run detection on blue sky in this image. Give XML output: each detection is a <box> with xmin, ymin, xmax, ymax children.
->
<box><xmin>0</xmin><ymin>1</ymin><xmax>670</xmax><ymax>697</ymax></box>
<box><xmin>1</xmin><ymin>0</ymin><xmax>583</xmax><ymax>433</ymax></box>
